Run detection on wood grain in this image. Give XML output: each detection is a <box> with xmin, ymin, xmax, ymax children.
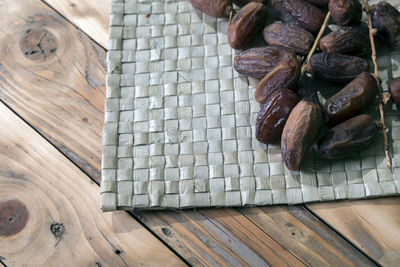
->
<box><xmin>137</xmin><ymin>209</ymin><xmax>302</xmax><ymax>266</ymax></box>
<box><xmin>0</xmin><ymin>0</ymin><xmax>393</xmax><ymax>266</ymax></box>
<box><xmin>0</xmin><ymin>0</ymin><xmax>106</xmax><ymax>180</ymax></box>
<box><xmin>136</xmin><ymin>207</ymin><xmax>373</xmax><ymax>266</ymax></box>
<box><xmin>310</xmin><ymin>199</ymin><xmax>400</xmax><ymax>266</ymax></box>
<box><xmin>240</xmin><ymin>206</ymin><xmax>374</xmax><ymax>266</ymax></box>
<box><xmin>0</xmin><ymin>102</ymin><xmax>183</xmax><ymax>266</ymax></box>
<box><xmin>42</xmin><ymin>0</ymin><xmax>109</xmax><ymax>48</ymax></box>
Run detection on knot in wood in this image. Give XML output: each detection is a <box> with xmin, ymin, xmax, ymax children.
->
<box><xmin>0</xmin><ymin>199</ymin><xmax>29</xmax><ymax>237</ymax></box>
<box><xmin>50</xmin><ymin>222</ymin><xmax>65</xmax><ymax>238</ymax></box>
<box><xmin>19</xmin><ymin>28</ymin><xmax>57</xmax><ymax>61</ymax></box>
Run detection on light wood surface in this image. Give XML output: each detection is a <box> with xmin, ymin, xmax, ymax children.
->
<box><xmin>0</xmin><ymin>0</ymin><xmax>105</xmax><ymax>180</ymax></box>
<box><xmin>135</xmin><ymin>206</ymin><xmax>373</xmax><ymax>266</ymax></box>
<box><xmin>240</xmin><ymin>206</ymin><xmax>374</xmax><ymax>266</ymax></box>
<box><xmin>310</xmin><ymin>198</ymin><xmax>400</xmax><ymax>266</ymax></box>
<box><xmin>0</xmin><ymin>102</ymin><xmax>183</xmax><ymax>266</ymax></box>
<box><xmin>0</xmin><ymin>0</ymin><xmax>398</xmax><ymax>265</ymax></box>
<box><xmin>43</xmin><ymin>0</ymin><xmax>109</xmax><ymax>48</ymax></box>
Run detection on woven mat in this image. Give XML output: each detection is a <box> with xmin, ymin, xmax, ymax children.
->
<box><xmin>101</xmin><ymin>0</ymin><xmax>400</xmax><ymax>211</ymax></box>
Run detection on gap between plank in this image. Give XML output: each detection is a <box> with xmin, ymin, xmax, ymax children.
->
<box><xmin>302</xmin><ymin>205</ymin><xmax>382</xmax><ymax>267</ymax></box>
<box><xmin>0</xmin><ymin>99</ymin><xmax>191</xmax><ymax>267</ymax></box>
<box><xmin>33</xmin><ymin>0</ymin><xmax>386</xmax><ymax>264</ymax></box>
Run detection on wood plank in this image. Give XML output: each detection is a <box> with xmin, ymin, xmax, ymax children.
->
<box><xmin>0</xmin><ymin>102</ymin><xmax>183</xmax><ymax>266</ymax></box>
<box><xmin>136</xmin><ymin>207</ymin><xmax>374</xmax><ymax>266</ymax></box>
<box><xmin>42</xmin><ymin>0</ymin><xmax>109</xmax><ymax>48</ymax></box>
<box><xmin>240</xmin><ymin>206</ymin><xmax>374</xmax><ymax>266</ymax></box>
<box><xmin>0</xmin><ymin>0</ymin><xmax>384</xmax><ymax>265</ymax></box>
<box><xmin>309</xmin><ymin>199</ymin><xmax>400</xmax><ymax>266</ymax></box>
<box><xmin>137</xmin><ymin>209</ymin><xmax>305</xmax><ymax>266</ymax></box>
<box><xmin>0</xmin><ymin>0</ymin><xmax>105</xmax><ymax>180</ymax></box>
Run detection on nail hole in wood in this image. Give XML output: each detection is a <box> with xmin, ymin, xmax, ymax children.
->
<box><xmin>50</xmin><ymin>223</ymin><xmax>64</xmax><ymax>238</ymax></box>
<box><xmin>162</xmin><ymin>227</ymin><xmax>171</xmax><ymax>236</ymax></box>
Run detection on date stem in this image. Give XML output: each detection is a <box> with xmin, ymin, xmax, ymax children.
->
<box><xmin>364</xmin><ymin>0</ymin><xmax>392</xmax><ymax>170</ymax></box>
<box><xmin>301</xmin><ymin>11</ymin><xmax>331</xmax><ymax>78</ymax></box>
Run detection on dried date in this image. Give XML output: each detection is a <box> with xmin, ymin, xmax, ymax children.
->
<box><xmin>324</xmin><ymin>72</ymin><xmax>377</xmax><ymax>125</ymax></box>
<box><xmin>256</xmin><ymin>89</ymin><xmax>299</xmax><ymax>144</ymax></box>
<box><xmin>329</xmin><ymin>0</ymin><xmax>362</xmax><ymax>26</ymax></box>
<box><xmin>319</xmin><ymin>27</ymin><xmax>370</xmax><ymax>55</ymax></box>
<box><xmin>318</xmin><ymin>114</ymin><xmax>376</xmax><ymax>159</ymax></box>
<box><xmin>255</xmin><ymin>56</ymin><xmax>300</xmax><ymax>103</ymax></box>
<box><xmin>281</xmin><ymin>101</ymin><xmax>322</xmax><ymax>171</ymax></box>
<box><xmin>189</xmin><ymin>0</ymin><xmax>232</xmax><ymax>18</ymax></box>
<box><xmin>234</xmin><ymin>46</ymin><xmax>296</xmax><ymax>78</ymax></box>
<box><xmin>389</xmin><ymin>77</ymin><xmax>400</xmax><ymax>104</ymax></box>
<box><xmin>272</xmin><ymin>0</ymin><xmax>325</xmax><ymax>34</ymax></box>
<box><xmin>228</xmin><ymin>2</ymin><xmax>268</xmax><ymax>49</ymax></box>
<box><xmin>263</xmin><ymin>22</ymin><xmax>314</xmax><ymax>55</ymax></box>
<box><xmin>370</xmin><ymin>2</ymin><xmax>400</xmax><ymax>50</ymax></box>
<box><xmin>308</xmin><ymin>52</ymin><xmax>370</xmax><ymax>83</ymax></box>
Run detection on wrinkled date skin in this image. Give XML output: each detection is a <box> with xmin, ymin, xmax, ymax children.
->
<box><xmin>232</xmin><ymin>0</ymin><xmax>266</xmax><ymax>7</ymax></box>
<box><xmin>263</xmin><ymin>22</ymin><xmax>314</xmax><ymax>55</ymax></box>
<box><xmin>255</xmin><ymin>56</ymin><xmax>300</xmax><ymax>103</ymax></box>
<box><xmin>281</xmin><ymin>101</ymin><xmax>322</xmax><ymax>171</ymax></box>
<box><xmin>272</xmin><ymin>0</ymin><xmax>325</xmax><ymax>34</ymax></box>
<box><xmin>234</xmin><ymin>46</ymin><xmax>296</xmax><ymax>78</ymax></box>
<box><xmin>318</xmin><ymin>114</ymin><xmax>376</xmax><ymax>159</ymax></box>
<box><xmin>329</xmin><ymin>0</ymin><xmax>362</xmax><ymax>26</ymax></box>
<box><xmin>319</xmin><ymin>27</ymin><xmax>370</xmax><ymax>55</ymax></box>
<box><xmin>389</xmin><ymin>77</ymin><xmax>400</xmax><ymax>104</ymax></box>
<box><xmin>370</xmin><ymin>2</ymin><xmax>400</xmax><ymax>50</ymax></box>
<box><xmin>228</xmin><ymin>2</ymin><xmax>268</xmax><ymax>49</ymax></box>
<box><xmin>308</xmin><ymin>52</ymin><xmax>370</xmax><ymax>83</ymax></box>
<box><xmin>306</xmin><ymin>0</ymin><xmax>329</xmax><ymax>7</ymax></box>
<box><xmin>324</xmin><ymin>72</ymin><xmax>377</xmax><ymax>125</ymax></box>
<box><xmin>189</xmin><ymin>0</ymin><xmax>232</xmax><ymax>18</ymax></box>
<box><xmin>256</xmin><ymin>89</ymin><xmax>299</xmax><ymax>144</ymax></box>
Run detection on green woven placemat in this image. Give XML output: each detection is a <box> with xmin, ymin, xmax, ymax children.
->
<box><xmin>101</xmin><ymin>0</ymin><xmax>400</xmax><ymax>211</ymax></box>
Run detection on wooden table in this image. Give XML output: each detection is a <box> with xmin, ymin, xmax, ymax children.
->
<box><xmin>1</xmin><ymin>0</ymin><xmax>400</xmax><ymax>266</ymax></box>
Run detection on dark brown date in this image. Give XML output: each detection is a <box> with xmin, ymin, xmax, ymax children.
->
<box><xmin>389</xmin><ymin>77</ymin><xmax>400</xmax><ymax>104</ymax></box>
<box><xmin>228</xmin><ymin>2</ymin><xmax>268</xmax><ymax>49</ymax></box>
<box><xmin>255</xmin><ymin>56</ymin><xmax>300</xmax><ymax>103</ymax></box>
<box><xmin>324</xmin><ymin>72</ymin><xmax>377</xmax><ymax>125</ymax></box>
<box><xmin>308</xmin><ymin>52</ymin><xmax>370</xmax><ymax>83</ymax></box>
<box><xmin>281</xmin><ymin>101</ymin><xmax>322</xmax><ymax>171</ymax></box>
<box><xmin>319</xmin><ymin>27</ymin><xmax>370</xmax><ymax>55</ymax></box>
<box><xmin>318</xmin><ymin>114</ymin><xmax>376</xmax><ymax>159</ymax></box>
<box><xmin>189</xmin><ymin>0</ymin><xmax>232</xmax><ymax>18</ymax></box>
<box><xmin>329</xmin><ymin>0</ymin><xmax>362</xmax><ymax>26</ymax></box>
<box><xmin>370</xmin><ymin>2</ymin><xmax>400</xmax><ymax>50</ymax></box>
<box><xmin>272</xmin><ymin>0</ymin><xmax>325</xmax><ymax>34</ymax></box>
<box><xmin>256</xmin><ymin>89</ymin><xmax>299</xmax><ymax>144</ymax></box>
<box><xmin>234</xmin><ymin>46</ymin><xmax>296</xmax><ymax>78</ymax></box>
<box><xmin>263</xmin><ymin>22</ymin><xmax>314</xmax><ymax>55</ymax></box>
<box><xmin>306</xmin><ymin>0</ymin><xmax>329</xmax><ymax>7</ymax></box>
<box><xmin>232</xmin><ymin>0</ymin><xmax>266</xmax><ymax>7</ymax></box>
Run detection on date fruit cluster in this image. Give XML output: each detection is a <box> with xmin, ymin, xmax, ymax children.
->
<box><xmin>189</xmin><ymin>0</ymin><xmax>400</xmax><ymax>171</ymax></box>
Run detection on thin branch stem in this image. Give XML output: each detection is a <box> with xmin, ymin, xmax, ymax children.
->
<box><xmin>364</xmin><ymin>0</ymin><xmax>392</xmax><ymax>170</ymax></box>
<box><xmin>300</xmin><ymin>11</ymin><xmax>331</xmax><ymax>78</ymax></box>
